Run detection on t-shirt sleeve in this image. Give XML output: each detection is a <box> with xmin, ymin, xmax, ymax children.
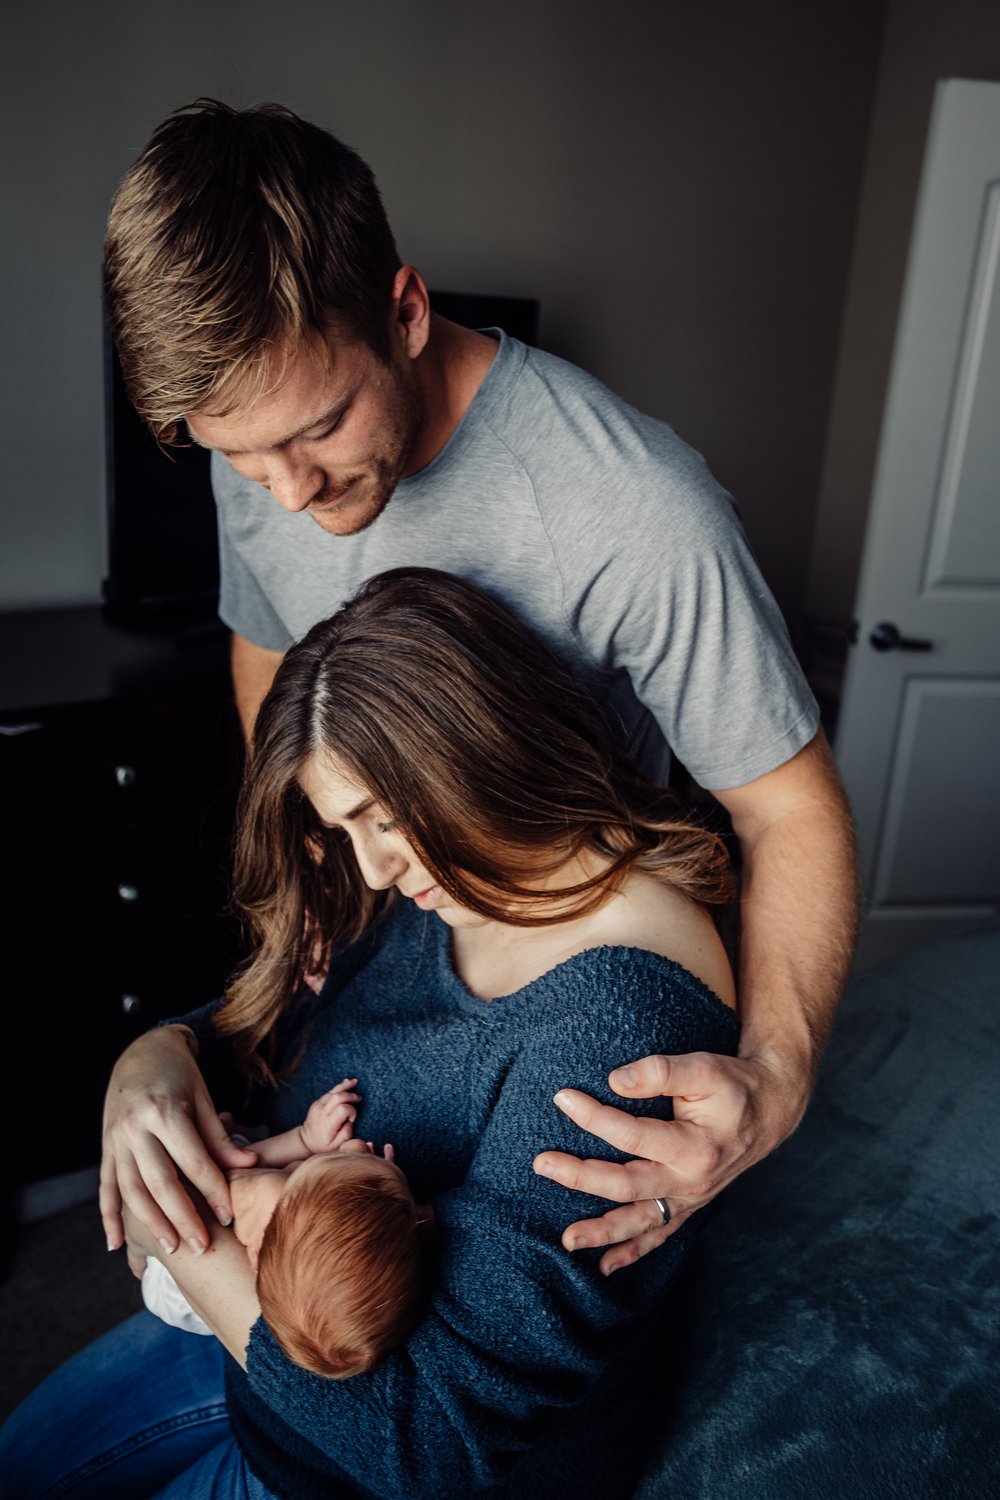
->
<box><xmin>551</xmin><ymin>431</ymin><xmax>819</xmax><ymax>789</ymax></box>
<box><xmin>241</xmin><ymin>959</ymin><xmax>738</xmax><ymax>1496</ymax></box>
<box><xmin>212</xmin><ymin>451</ymin><xmax>293</xmax><ymax>651</ymax></box>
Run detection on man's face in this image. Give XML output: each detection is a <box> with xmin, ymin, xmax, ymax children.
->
<box><xmin>186</xmin><ymin>334</ymin><xmax>426</xmax><ymax>536</ymax></box>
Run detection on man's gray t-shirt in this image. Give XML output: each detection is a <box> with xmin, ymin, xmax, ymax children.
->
<box><xmin>214</xmin><ymin>331</ymin><xmax>818</xmax><ymax>789</ymax></box>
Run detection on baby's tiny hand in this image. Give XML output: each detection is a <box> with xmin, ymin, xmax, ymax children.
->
<box><xmin>301</xmin><ymin>1078</ymin><xmax>362</xmax><ymax>1154</ymax></box>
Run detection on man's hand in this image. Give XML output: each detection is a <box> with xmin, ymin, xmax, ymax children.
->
<box><xmin>100</xmin><ymin>1025</ymin><xmax>259</xmax><ymax>1256</ymax></box>
<box><xmin>537</xmin><ymin>732</ymin><xmax>856</xmax><ymax>1274</ymax></box>
<box><xmin>533</xmin><ymin>1048</ymin><xmax>808</xmax><ymax>1274</ymax></box>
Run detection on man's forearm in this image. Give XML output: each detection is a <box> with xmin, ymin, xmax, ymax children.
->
<box><xmin>724</xmin><ymin>736</ymin><xmax>859</xmax><ymax>1096</ymax></box>
<box><xmin>736</xmin><ymin>803</ymin><xmax>858</xmax><ymax>1082</ymax></box>
<box><xmin>231</xmin><ymin>631</ymin><xmax>285</xmax><ymax>744</ymax></box>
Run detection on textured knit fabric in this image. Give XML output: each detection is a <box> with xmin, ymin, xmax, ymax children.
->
<box><xmin>213</xmin><ymin>331</ymin><xmax>817</xmax><ymax>789</ymax></box>
<box><xmin>181</xmin><ymin>899</ymin><xmax>739</xmax><ymax>1500</ymax></box>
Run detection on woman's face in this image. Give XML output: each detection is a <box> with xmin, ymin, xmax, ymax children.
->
<box><xmin>298</xmin><ymin>753</ymin><xmax>488</xmax><ymax>929</ymax></box>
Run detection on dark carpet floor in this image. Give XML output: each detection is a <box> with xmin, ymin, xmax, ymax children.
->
<box><xmin>0</xmin><ymin>1198</ymin><xmax>141</xmax><ymax>1422</ymax></box>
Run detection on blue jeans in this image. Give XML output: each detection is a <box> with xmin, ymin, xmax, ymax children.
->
<box><xmin>0</xmin><ymin>1311</ymin><xmax>280</xmax><ymax>1499</ymax></box>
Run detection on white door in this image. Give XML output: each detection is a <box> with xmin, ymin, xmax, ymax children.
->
<box><xmin>835</xmin><ymin>79</ymin><xmax>1000</xmax><ymax>972</ymax></box>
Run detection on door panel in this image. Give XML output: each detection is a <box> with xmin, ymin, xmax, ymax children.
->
<box><xmin>872</xmin><ymin>678</ymin><xmax>1000</xmax><ymax>905</ymax></box>
<box><xmin>834</xmin><ymin>80</ymin><xmax>1000</xmax><ymax>970</ymax></box>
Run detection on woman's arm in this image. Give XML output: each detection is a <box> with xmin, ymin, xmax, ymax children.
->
<box><xmin>101</xmin><ymin>1023</ymin><xmax>258</xmax><ymax>1254</ymax></box>
<box><xmin>124</xmin><ymin>1199</ymin><xmax>259</xmax><ymax>1366</ymax></box>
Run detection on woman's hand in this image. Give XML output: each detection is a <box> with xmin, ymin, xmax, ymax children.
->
<box><xmin>100</xmin><ymin>1024</ymin><xmax>259</xmax><ymax>1256</ymax></box>
<box><xmin>534</xmin><ymin>1048</ymin><xmax>807</xmax><ymax>1274</ymax></box>
<box><xmin>121</xmin><ymin>1196</ymin><xmax>159</xmax><ymax>1281</ymax></box>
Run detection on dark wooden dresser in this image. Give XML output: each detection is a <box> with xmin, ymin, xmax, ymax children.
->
<box><xmin>0</xmin><ymin>607</ymin><xmax>243</xmax><ymax>1195</ymax></box>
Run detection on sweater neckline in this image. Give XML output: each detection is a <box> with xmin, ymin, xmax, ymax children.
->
<box><xmin>424</xmin><ymin>905</ymin><xmax>736</xmax><ymax>1024</ymax></box>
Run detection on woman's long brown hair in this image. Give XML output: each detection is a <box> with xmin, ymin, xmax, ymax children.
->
<box><xmin>217</xmin><ymin>568</ymin><xmax>734</xmax><ymax>1080</ymax></box>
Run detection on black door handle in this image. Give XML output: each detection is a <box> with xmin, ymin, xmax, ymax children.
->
<box><xmin>869</xmin><ymin>621</ymin><xmax>933</xmax><ymax>652</ymax></box>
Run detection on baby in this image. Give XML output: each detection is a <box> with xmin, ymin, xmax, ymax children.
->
<box><xmin>141</xmin><ymin>1079</ymin><xmax>427</xmax><ymax>1378</ymax></box>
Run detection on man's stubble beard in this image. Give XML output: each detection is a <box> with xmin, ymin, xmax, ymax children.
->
<box><xmin>308</xmin><ymin>365</ymin><xmax>427</xmax><ymax>538</ymax></box>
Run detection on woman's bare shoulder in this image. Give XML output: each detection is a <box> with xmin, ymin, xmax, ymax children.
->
<box><xmin>586</xmin><ymin>873</ymin><xmax>736</xmax><ymax>1009</ymax></box>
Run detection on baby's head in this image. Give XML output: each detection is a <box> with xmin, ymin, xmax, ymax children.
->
<box><xmin>229</xmin><ymin>1142</ymin><xmax>425</xmax><ymax>1378</ymax></box>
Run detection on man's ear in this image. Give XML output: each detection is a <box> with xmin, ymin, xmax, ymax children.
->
<box><xmin>392</xmin><ymin>266</ymin><xmax>431</xmax><ymax>359</ymax></box>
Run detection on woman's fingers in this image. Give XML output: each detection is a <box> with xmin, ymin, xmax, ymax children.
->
<box><xmin>98</xmin><ymin>1155</ymin><xmax>125</xmax><ymax>1251</ymax></box>
<box><xmin>119</xmin><ymin>1134</ymin><xmax>213</xmax><ymax>1253</ymax></box>
<box><xmin>195</xmin><ymin>1099</ymin><xmax>259</xmax><ymax>1220</ymax></box>
<box><xmin>126</xmin><ymin>1244</ymin><xmax>148</xmax><ymax>1281</ymax></box>
<box><xmin>100</xmin><ymin>1026</ymin><xmax>242</xmax><ymax>1250</ymax></box>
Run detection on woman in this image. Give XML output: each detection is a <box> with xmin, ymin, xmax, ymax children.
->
<box><xmin>2</xmin><ymin>568</ymin><xmax>737</xmax><ymax>1499</ymax></box>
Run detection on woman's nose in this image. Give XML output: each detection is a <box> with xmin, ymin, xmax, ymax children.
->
<box><xmin>355</xmin><ymin>838</ymin><xmax>406</xmax><ymax>892</ymax></box>
<box><xmin>266</xmin><ymin>452</ymin><xmax>325</xmax><ymax>512</ymax></box>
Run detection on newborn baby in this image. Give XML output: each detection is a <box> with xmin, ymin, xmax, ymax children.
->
<box><xmin>141</xmin><ymin>1080</ymin><xmax>428</xmax><ymax>1377</ymax></box>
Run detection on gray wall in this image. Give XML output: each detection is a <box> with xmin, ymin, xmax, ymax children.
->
<box><xmin>2</xmin><ymin>0</ymin><xmax>886</xmax><ymax>624</ymax></box>
<box><xmin>806</xmin><ymin>0</ymin><xmax>1000</xmax><ymax>626</ymax></box>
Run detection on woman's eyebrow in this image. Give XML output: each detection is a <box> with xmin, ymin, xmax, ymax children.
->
<box><xmin>321</xmin><ymin>796</ymin><xmax>375</xmax><ymax>828</ymax></box>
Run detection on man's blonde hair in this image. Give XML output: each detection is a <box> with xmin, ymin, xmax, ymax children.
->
<box><xmin>104</xmin><ymin>99</ymin><xmax>401</xmax><ymax>442</ymax></box>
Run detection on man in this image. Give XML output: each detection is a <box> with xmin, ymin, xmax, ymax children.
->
<box><xmin>104</xmin><ymin>99</ymin><xmax>857</xmax><ymax>1273</ymax></box>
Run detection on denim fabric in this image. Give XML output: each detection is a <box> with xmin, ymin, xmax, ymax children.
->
<box><xmin>0</xmin><ymin>1311</ymin><xmax>279</xmax><ymax>1500</ymax></box>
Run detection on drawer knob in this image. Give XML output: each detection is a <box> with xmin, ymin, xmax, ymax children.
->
<box><xmin>117</xmin><ymin>883</ymin><xmax>140</xmax><ymax>903</ymax></box>
<box><xmin>121</xmin><ymin>994</ymin><xmax>142</xmax><ymax>1017</ymax></box>
<box><xmin>114</xmin><ymin>765</ymin><xmax>137</xmax><ymax>788</ymax></box>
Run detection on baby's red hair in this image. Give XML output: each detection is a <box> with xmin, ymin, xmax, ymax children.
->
<box><xmin>256</xmin><ymin>1158</ymin><xmax>424</xmax><ymax>1378</ymax></box>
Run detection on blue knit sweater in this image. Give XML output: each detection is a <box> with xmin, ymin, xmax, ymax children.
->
<box><xmin>186</xmin><ymin>899</ymin><xmax>739</xmax><ymax>1500</ymax></box>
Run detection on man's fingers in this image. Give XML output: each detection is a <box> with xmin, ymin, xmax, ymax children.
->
<box><xmin>552</xmin><ymin>1089</ymin><xmax>726</xmax><ymax>1178</ymax></box>
<box><xmin>607</xmin><ymin>1051</ymin><xmax>724</xmax><ymax>1101</ymax></box>
<box><xmin>533</xmin><ymin>1148</ymin><xmax>682</xmax><ymax>1205</ymax></box>
<box><xmin>561</xmin><ymin>1198</ymin><xmax>679</xmax><ymax>1252</ymax></box>
<box><xmin>553</xmin><ymin>1089</ymin><xmax>676</xmax><ymax>1158</ymax></box>
<box><xmin>599</xmin><ymin>1212</ymin><xmax>693</xmax><ymax>1276</ymax></box>
<box><xmin>557</xmin><ymin>1194</ymin><xmax>700</xmax><ymax>1272</ymax></box>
